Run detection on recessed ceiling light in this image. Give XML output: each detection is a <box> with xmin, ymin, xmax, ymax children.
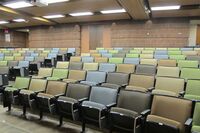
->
<box><xmin>100</xmin><ymin>9</ymin><xmax>126</xmax><ymax>14</ymax></box>
<box><xmin>4</xmin><ymin>1</ymin><xmax>33</xmax><ymax>9</ymax></box>
<box><xmin>43</xmin><ymin>14</ymin><xmax>65</xmax><ymax>19</ymax></box>
<box><xmin>0</xmin><ymin>21</ymin><xmax>9</xmax><ymax>24</ymax></box>
<box><xmin>33</xmin><ymin>17</ymin><xmax>51</xmax><ymax>23</ymax></box>
<box><xmin>13</xmin><ymin>19</ymin><xmax>26</xmax><ymax>22</ymax></box>
<box><xmin>43</xmin><ymin>0</ymin><xmax>69</xmax><ymax>4</ymax></box>
<box><xmin>69</xmin><ymin>12</ymin><xmax>93</xmax><ymax>16</ymax></box>
<box><xmin>151</xmin><ymin>5</ymin><xmax>181</xmax><ymax>11</ymax></box>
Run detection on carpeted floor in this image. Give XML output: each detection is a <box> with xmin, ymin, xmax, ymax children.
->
<box><xmin>0</xmin><ymin>105</ymin><xmax>105</xmax><ymax>133</ymax></box>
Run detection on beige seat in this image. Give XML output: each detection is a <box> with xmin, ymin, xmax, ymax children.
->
<box><xmin>94</xmin><ymin>57</ymin><xmax>108</xmax><ymax>63</ymax></box>
<box><xmin>63</xmin><ymin>70</ymin><xmax>86</xmax><ymax>83</ymax></box>
<box><xmin>152</xmin><ymin>77</ymin><xmax>185</xmax><ymax>97</ymax></box>
<box><xmin>126</xmin><ymin>74</ymin><xmax>155</xmax><ymax>92</ymax></box>
<box><xmin>32</xmin><ymin>68</ymin><xmax>53</xmax><ymax>79</ymax></box>
<box><xmin>70</xmin><ymin>56</ymin><xmax>81</xmax><ymax>62</ymax></box>
<box><xmin>140</xmin><ymin>54</ymin><xmax>153</xmax><ymax>59</ymax></box>
<box><xmin>83</xmin><ymin>63</ymin><xmax>99</xmax><ymax>71</ymax></box>
<box><xmin>56</xmin><ymin>62</ymin><xmax>69</xmax><ymax>69</ymax></box>
<box><xmin>157</xmin><ymin>66</ymin><xmax>180</xmax><ymax>78</ymax></box>
<box><xmin>158</xmin><ymin>59</ymin><xmax>177</xmax><ymax>67</ymax></box>
<box><xmin>116</xmin><ymin>64</ymin><xmax>135</xmax><ymax>74</ymax></box>
<box><xmin>140</xmin><ymin>59</ymin><xmax>157</xmax><ymax>66</ymax></box>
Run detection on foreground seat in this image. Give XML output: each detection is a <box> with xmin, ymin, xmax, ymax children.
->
<box><xmin>109</xmin><ymin>90</ymin><xmax>152</xmax><ymax>133</ymax></box>
<box><xmin>47</xmin><ymin>69</ymin><xmax>68</xmax><ymax>81</ymax></box>
<box><xmin>36</xmin><ymin>81</ymin><xmax>67</xmax><ymax>119</ymax></box>
<box><xmin>184</xmin><ymin>80</ymin><xmax>200</xmax><ymax>101</ymax></box>
<box><xmin>62</xmin><ymin>70</ymin><xmax>86</xmax><ymax>83</ymax></box>
<box><xmin>145</xmin><ymin>95</ymin><xmax>193</xmax><ymax>133</ymax></box>
<box><xmin>81</xmin><ymin>86</ymin><xmax>118</xmax><ymax>131</ymax></box>
<box><xmin>57</xmin><ymin>83</ymin><xmax>91</xmax><ymax>126</ymax></box>
<box><xmin>192</xmin><ymin>102</ymin><xmax>200</xmax><ymax>133</ymax></box>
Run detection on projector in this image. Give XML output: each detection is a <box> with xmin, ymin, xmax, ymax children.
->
<box><xmin>31</xmin><ymin>0</ymin><xmax>48</xmax><ymax>7</ymax></box>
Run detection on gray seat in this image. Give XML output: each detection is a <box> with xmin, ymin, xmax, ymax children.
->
<box><xmin>99</xmin><ymin>63</ymin><xmax>116</xmax><ymax>72</ymax></box>
<box><xmin>81</xmin><ymin>57</ymin><xmax>94</xmax><ymax>63</ymax></box>
<box><xmin>80</xmin><ymin>71</ymin><xmax>107</xmax><ymax>86</ymax></box>
<box><xmin>81</xmin><ymin>86</ymin><xmax>118</xmax><ymax>131</ymax></box>
<box><xmin>57</xmin><ymin>83</ymin><xmax>91</xmax><ymax>125</ymax></box>
<box><xmin>110</xmin><ymin>90</ymin><xmax>151</xmax><ymax>132</ymax></box>
<box><xmin>101</xmin><ymin>72</ymin><xmax>129</xmax><ymax>89</ymax></box>
<box><xmin>69</xmin><ymin>62</ymin><xmax>83</xmax><ymax>70</ymax></box>
<box><xmin>136</xmin><ymin>64</ymin><xmax>157</xmax><ymax>76</ymax></box>
<box><xmin>124</xmin><ymin>58</ymin><xmax>140</xmax><ymax>65</ymax></box>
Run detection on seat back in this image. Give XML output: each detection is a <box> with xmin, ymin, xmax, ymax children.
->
<box><xmin>69</xmin><ymin>62</ymin><xmax>83</xmax><ymax>70</ymax></box>
<box><xmin>178</xmin><ymin>60</ymin><xmax>199</xmax><ymax>68</ymax></box>
<box><xmin>89</xmin><ymin>86</ymin><xmax>118</xmax><ymax>105</ymax></box>
<box><xmin>99</xmin><ymin>63</ymin><xmax>116</xmax><ymax>72</ymax></box>
<box><xmin>68</xmin><ymin>70</ymin><xmax>86</xmax><ymax>80</ymax></box>
<box><xmin>112</xmin><ymin>53</ymin><xmax>125</xmax><ymax>58</ymax></box>
<box><xmin>66</xmin><ymin>83</ymin><xmax>90</xmax><ymax>100</ymax></box>
<box><xmin>185</xmin><ymin>80</ymin><xmax>200</xmax><ymax>98</ymax></box>
<box><xmin>155</xmin><ymin>77</ymin><xmax>185</xmax><ymax>96</ymax></box>
<box><xmin>116</xmin><ymin>64</ymin><xmax>135</xmax><ymax>74</ymax></box>
<box><xmin>193</xmin><ymin>102</ymin><xmax>200</xmax><ymax>126</ymax></box>
<box><xmin>8</xmin><ymin>61</ymin><xmax>18</xmax><ymax>67</ymax></box>
<box><xmin>70</xmin><ymin>56</ymin><xmax>81</xmax><ymax>62</ymax></box>
<box><xmin>4</xmin><ymin>56</ymin><xmax>14</xmax><ymax>61</ymax></box>
<box><xmin>106</xmin><ymin>72</ymin><xmax>129</xmax><ymax>86</ymax></box>
<box><xmin>126</xmin><ymin>54</ymin><xmax>139</xmax><ymax>58</ymax></box>
<box><xmin>150</xmin><ymin>95</ymin><xmax>192</xmax><ymax>125</ymax></box>
<box><xmin>34</xmin><ymin>57</ymin><xmax>45</xmax><ymax>62</ymax></box>
<box><xmin>18</xmin><ymin>61</ymin><xmax>29</xmax><ymax>67</ymax></box>
<box><xmin>186</xmin><ymin>55</ymin><xmax>200</xmax><ymax>64</ymax></box>
<box><xmin>46</xmin><ymin>81</ymin><xmax>67</xmax><ymax>95</ymax></box>
<box><xmin>136</xmin><ymin>64</ymin><xmax>156</xmax><ymax>76</ymax></box>
<box><xmin>0</xmin><ymin>61</ymin><xmax>7</xmax><ymax>66</ymax></box>
<box><xmin>124</xmin><ymin>58</ymin><xmax>140</xmax><ymax>65</ymax></box>
<box><xmin>38</xmin><ymin>68</ymin><xmax>53</xmax><ymax>77</ymax></box>
<box><xmin>13</xmin><ymin>77</ymin><xmax>30</xmax><ymax>89</ymax></box>
<box><xmin>157</xmin><ymin>66</ymin><xmax>180</xmax><ymax>78</ymax></box>
<box><xmin>81</xmin><ymin>57</ymin><xmax>94</xmax><ymax>63</ymax></box>
<box><xmin>109</xmin><ymin>58</ymin><xmax>123</xmax><ymax>64</ymax></box>
<box><xmin>180</xmin><ymin>68</ymin><xmax>200</xmax><ymax>80</ymax></box>
<box><xmin>29</xmin><ymin>79</ymin><xmax>47</xmax><ymax>92</ymax></box>
<box><xmin>154</xmin><ymin>54</ymin><xmax>169</xmax><ymax>59</ymax></box>
<box><xmin>83</xmin><ymin>63</ymin><xmax>98</xmax><ymax>71</ymax></box>
<box><xmin>94</xmin><ymin>57</ymin><xmax>108</xmax><ymax>63</ymax></box>
<box><xmin>128</xmin><ymin>74</ymin><xmax>155</xmax><ymax>89</ymax></box>
<box><xmin>140</xmin><ymin>59</ymin><xmax>157</xmax><ymax>66</ymax></box>
<box><xmin>86</xmin><ymin>71</ymin><xmax>106</xmax><ymax>83</ymax></box>
<box><xmin>170</xmin><ymin>55</ymin><xmax>186</xmax><ymax>61</ymax></box>
<box><xmin>140</xmin><ymin>54</ymin><xmax>153</xmax><ymax>59</ymax></box>
<box><xmin>56</xmin><ymin>61</ymin><xmax>69</xmax><ymax>69</ymax></box>
<box><xmin>158</xmin><ymin>59</ymin><xmax>177</xmax><ymax>67</ymax></box>
<box><xmin>0</xmin><ymin>67</ymin><xmax>9</xmax><ymax>74</ymax></box>
<box><xmin>117</xmin><ymin>90</ymin><xmax>151</xmax><ymax>113</ymax></box>
<box><xmin>51</xmin><ymin>69</ymin><xmax>68</xmax><ymax>78</ymax></box>
<box><xmin>25</xmin><ymin>56</ymin><xmax>34</xmax><ymax>62</ymax></box>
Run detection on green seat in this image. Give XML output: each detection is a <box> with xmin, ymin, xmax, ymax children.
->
<box><xmin>96</xmin><ymin>48</ymin><xmax>104</xmax><ymax>50</ymax></box>
<box><xmin>169</xmin><ymin>55</ymin><xmax>186</xmax><ymax>61</ymax></box>
<box><xmin>192</xmin><ymin>102</ymin><xmax>200</xmax><ymax>133</ymax></box>
<box><xmin>0</xmin><ymin>61</ymin><xmax>7</xmax><ymax>66</ymax></box>
<box><xmin>4</xmin><ymin>56</ymin><xmax>14</xmax><ymax>61</ymax></box>
<box><xmin>109</xmin><ymin>50</ymin><xmax>118</xmax><ymax>54</ymax></box>
<box><xmin>126</xmin><ymin>54</ymin><xmax>139</xmax><ymax>58</ymax></box>
<box><xmin>47</xmin><ymin>69</ymin><xmax>69</xmax><ymax>81</ymax></box>
<box><xmin>180</xmin><ymin>68</ymin><xmax>200</xmax><ymax>80</ymax></box>
<box><xmin>168</xmin><ymin>51</ymin><xmax>182</xmax><ymax>55</ymax></box>
<box><xmin>168</xmin><ymin>48</ymin><xmax>180</xmax><ymax>51</ymax></box>
<box><xmin>178</xmin><ymin>60</ymin><xmax>199</xmax><ymax>68</ymax></box>
<box><xmin>184</xmin><ymin>80</ymin><xmax>200</xmax><ymax>101</ymax></box>
<box><xmin>109</xmin><ymin>57</ymin><xmax>123</xmax><ymax>64</ymax></box>
<box><xmin>130</xmin><ymin>50</ymin><xmax>141</xmax><ymax>54</ymax></box>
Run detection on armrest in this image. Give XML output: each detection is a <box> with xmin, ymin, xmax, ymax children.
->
<box><xmin>78</xmin><ymin>97</ymin><xmax>88</xmax><ymax>103</ymax></box>
<box><xmin>179</xmin><ymin>91</ymin><xmax>185</xmax><ymax>97</ymax></box>
<box><xmin>34</xmin><ymin>90</ymin><xmax>45</xmax><ymax>94</ymax></box>
<box><xmin>18</xmin><ymin>87</ymin><xmax>28</xmax><ymax>90</ymax></box>
<box><xmin>185</xmin><ymin>118</ymin><xmax>193</xmax><ymax>126</ymax></box>
<box><xmin>147</xmin><ymin>87</ymin><xmax>155</xmax><ymax>91</ymax></box>
<box><xmin>121</xmin><ymin>83</ymin><xmax>128</xmax><ymax>88</ymax></box>
<box><xmin>106</xmin><ymin>103</ymin><xmax>116</xmax><ymax>108</ymax></box>
<box><xmin>141</xmin><ymin>109</ymin><xmax>151</xmax><ymax>117</ymax></box>
<box><xmin>54</xmin><ymin>93</ymin><xmax>65</xmax><ymax>98</ymax></box>
<box><xmin>3</xmin><ymin>85</ymin><xmax>12</xmax><ymax>88</ymax></box>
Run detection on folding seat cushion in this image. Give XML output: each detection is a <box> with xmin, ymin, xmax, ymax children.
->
<box><xmin>136</xmin><ymin>64</ymin><xmax>156</xmax><ymax>76</ymax></box>
<box><xmin>32</xmin><ymin>68</ymin><xmax>53</xmax><ymax>79</ymax></box>
<box><xmin>158</xmin><ymin>59</ymin><xmax>177</xmax><ymax>67</ymax></box>
<box><xmin>83</xmin><ymin>63</ymin><xmax>98</xmax><ymax>71</ymax></box>
<box><xmin>168</xmin><ymin>51</ymin><xmax>182</xmax><ymax>55</ymax></box>
<box><xmin>0</xmin><ymin>61</ymin><xmax>7</xmax><ymax>66</ymax></box>
<box><xmin>152</xmin><ymin>77</ymin><xmax>185</xmax><ymax>97</ymax></box>
<box><xmin>81</xmin><ymin>57</ymin><xmax>94</xmax><ymax>63</ymax></box>
<box><xmin>109</xmin><ymin>58</ymin><xmax>123</xmax><ymax>64</ymax></box>
<box><xmin>130</xmin><ymin>50</ymin><xmax>141</xmax><ymax>54</ymax></box>
<box><xmin>80</xmin><ymin>71</ymin><xmax>106</xmax><ymax>86</ymax></box>
<box><xmin>154</xmin><ymin>54</ymin><xmax>169</xmax><ymax>59</ymax></box>
<box><xmin>56</xmin><ymin>61</ymin><xmax>69</xmax><ymax>69</ymax></box>
<box><xmin>182</xmin><ymin>51</ymin><xmax>197</xmax><ymax>56</ymax></box>
<box><xmin>99</xmin><ymin>63</ymin><xmax>116</xmax><ymax>72</ymax></box>
<box><xmin>124</xmin><ymin>58</ymin><xmax>140</xmax><ymax>65</ymax></box>
<box><xmin>157</xmin><ymin>66</ymin><xmax>180</xmax><ymax>78</ymax></box>
<box><xmin>192</xmin><ymin>102</ymin><xmax>200</xmax><ymax>133</ymax></box>
<box><xmin>180</xmin><ymin>68</ymin><xmax>200</xmax><ymax>80</ymax></box>
<box><xmin>178</xmin><ymin>60</ymin><xmax>199</xmax><ymax>68</ymax></box>
<box><xmin>57</xmin><ymin>83</ymin><xmax>91</xmax><ymax>123</ymax></box>
<box><xmin>116</xmin><ymin>64</ymin><xmax>135</xmax><ymax>74</ymax></box>
<box><xmin>81</xmin><ymin>53</ymin><xmax>90</xmax><ymax>57</ymax></box>
<box><xmin>37</xmin><ymin>81</ymin><xmax>67</xmax><ymax>118</ymax></box>
<box><xmin>69</xmin><ymin>62</ymin><xmax>83</xmax><ymax>70</ymax></box>
<box><xmin>47</xmin><ymin>69</ymin><xmax>69</xmax><ymax>81</ymax></box>
<box><xmin>126</xmin><ymin>53</ymin><xmax>139</xmax><ymax>58</ymax></box>
<box><xmin>110</xmin><ymin>90</ymin><xmax>151</xmax><ymax>132</ymax></box>
<box><xmin>4</xmin><ymin>56</ymin><xmax>14</xmax><ymax>61</ymax></box>
<box><xmin>170</xmin><ymin>55</ymin><xmax>186</xmax><ymax>61</ymax></box>
<box><xmin>126</xmin><ymin>74</ymin><xmax>155</xmax><ymax>92</ymax></box>
<box><xmin>112</xmin><ymin>53</ymin><xmax>125</xmax><ymax>58</ymax></box>
<box><xmin>81</xmin><ymin>86</ymin><xmax>118</xmax><ymax>131</ymax></box>
<box><xmin>140</xmin><ymin>54</ymin><xmax>153</xmax><ymax>59</ymax></box>
<box><xmin>101</xmin><ymin>72</ymin><xmax>129</xmax><ymax>89</ymax></box>
<box><xmin>70</xmin><ymin>56</ymin><xmax>81</xmax><ymax>62</ymax></box>
<box><xmin>184</xmin><ymin>80</ymin><xmax>200</xmax><ymax>101</ymax></box>
<box><xmin>62</xmin><ymin>70</ymin><xmax>86</xmax><ymax>83</ymax></box>
<box><xmin>3</xmin><ymin>77</ymin><xmax>30</xmax><ymax>109</ymax></box>
<box><xmin>146</xmin><ymin>95</ymin><xmax>192</xmax><ymax>133</ymax></box>
<box><xmin>94</xmin><ymin>57</ymin><xmax>108</xmax><ymax>63</ymax></box>
<box><xmin>102</xmin><ymin>53</ymin><xmax>112</xmax><ymax>58</ymax></box>
<box><xmin>140</xmin><ymin>59</ymin><xmax>157</xmax><ymax>66</ymax></box>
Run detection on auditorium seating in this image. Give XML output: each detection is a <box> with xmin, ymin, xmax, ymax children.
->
<box><xmin>192</xmin><ymin>102</ymin><xmax>200</xmax><ymax>133</ymax></box>
<box><xmin>184</xmin><ymin>80</ymin><xmax>200</xmax><ymax>101</ymax></box>
<box><xmin>62</xmin><ymin>70</ymin><xmax>86</xmax><ymax>83</ymax></box>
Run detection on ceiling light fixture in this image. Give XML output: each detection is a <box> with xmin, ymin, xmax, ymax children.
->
<box><xmin>4</xmin><ymin>1</ymin><xmax>33</xmax><ymax>9</ymax></box>
<box><xmin>43</xmin><ymin>14</ymin><xmax>65</xmax><ymax>19</ymax></box>
<box><xmin>100</xmin><ymin>9</ymin><xmax>126</xmax><ymax>14</ymax></box>
<box><xmin>43</xmin><ymin>0</ymin><xmax>69</xmax><ymax>4</ymax></box>
<box><xmin>151</xmin><ymin>5</ymin><xmax>181</xmax><ymax>11</ymax></box>
<box><xmin>13</xmin><ymin>19</ymin><xmax>26</xmax><ymax>22</ymax></box>
<box><xmin>33</xmin><ymin>17</ymin><xmax>51</xmax><ymax>23</ymax></box>
<box><xmin>0</xmin><ymin>21</ymin><xmax>9</xmax><ymax>24</ymax></box>
<box><xmin>69</xmin><ymin>12</ymin><xmax>93</xmax><ymax>16</ymax></box>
